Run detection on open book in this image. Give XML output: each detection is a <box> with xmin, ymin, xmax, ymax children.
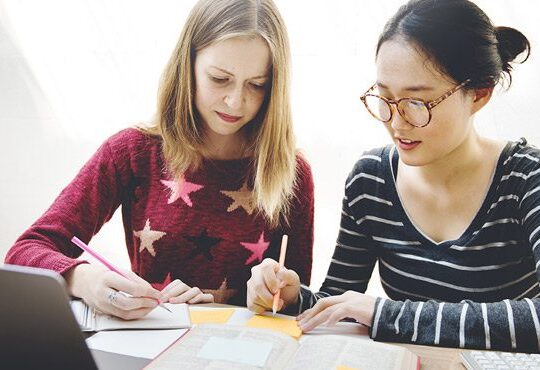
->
<box><xmin>145</xmin><ymin>324</ymin><xmax>419</xmax><ymax>370</ymax></box>
<box><xmin>70</xmin><ymin>300</ymin><xmax>191</xmax><ymax>331</ymax></box>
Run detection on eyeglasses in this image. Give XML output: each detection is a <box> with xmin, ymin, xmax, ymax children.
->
<box><xmin>360</xmin><ymin>79</ymin><xmax>470</xmax><ymax>128</ymax></box>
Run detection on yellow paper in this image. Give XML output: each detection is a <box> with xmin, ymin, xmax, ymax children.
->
<box><xmin>189</xmin><ymin>309</ymin><xmax>235</xmax><ymax>324</ymax></box>
<box><xmin>336</xmin><ymin>366</ymin><xmax>361</xmax><ymax>370</ymax></box>
<box><xmin>246</xmin><ymin>315</ymin><xmax>302</xmax><ymax>339</ymax></box>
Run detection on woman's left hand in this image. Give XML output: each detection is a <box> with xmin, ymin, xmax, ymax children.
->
<box><xmin>296</xmin><ymin>291</ymin><xmax>377</xmax><ymax>332</ymax></box>
<box><xmin>159</xmin><ymin>279</ymin><xmax>214</xmax><ymax>304</ymax></box>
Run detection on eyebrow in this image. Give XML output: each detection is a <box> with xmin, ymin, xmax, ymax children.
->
<box><xmin>209</xmin><ymin>66</ymin><xmax>268</xmax><ymax>80</ymax></box>
<box><xmin>376</xmin><ymin>82</ymin><xmax>435</xmax><ymax>92</ymax></box>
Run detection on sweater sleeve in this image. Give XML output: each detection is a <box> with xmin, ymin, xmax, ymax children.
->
<box><xmin>4</xmin><ymin>137</ymin><xmax>124</xmax><ymax>275</ymax></box>
<box><xmin>297</xmin><ymin>159</ymin><xmax>378</xmax><ymax>313</ymax></box>
<box><xmin>282</xmin><ymin>155</ymin><xmax>315</xmax><ymax>286</ymax></box>
<box><xmin>370</xmin><ymin>157</ymin><xmax>540</xmax><ymax>353</ymax></box>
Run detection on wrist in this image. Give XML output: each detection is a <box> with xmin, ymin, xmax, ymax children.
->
<box><xmin>279</xmin><ymin>285</ymin><xmax>299</xmax><ymax>314</ymax></box>
<box><xmin>364</xmin><ymin>296</ymin><xmax>379</xmax><ymax>327</ymax></box>
<box><xmin>65</xmin><ymin>263</ymin><xmax>93</xmax><ymax>299</ymax></box>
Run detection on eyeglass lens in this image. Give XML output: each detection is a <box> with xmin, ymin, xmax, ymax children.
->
<box><xmin>364</xmin><ymin>95</ymin><xmax>430</xmax><ymax>127</ymax></box>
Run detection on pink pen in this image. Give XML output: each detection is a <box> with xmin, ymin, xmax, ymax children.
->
<box><xmin>71</xmin><ymin>236</ymin><xmax>171</xmax><ymax>313</ymax></box>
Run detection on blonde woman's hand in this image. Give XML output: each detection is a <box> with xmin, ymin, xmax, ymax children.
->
<box><xmin>246</xmin><ymin>258</ymin><xmax>300</xmax><ymax>314</ymax></box>
<box><xmin>67</xmin><ymin>264</ymin><xmax>162</xmax><ymax>320</ymax></box>
<box><xmin>159</xmin><ymin>279</ymin><xmax>214</xmax><ymax>304</ymax></box>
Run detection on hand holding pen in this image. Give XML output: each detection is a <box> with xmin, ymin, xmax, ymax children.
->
<box><xmin>69</xmin><ymin>236</ymin><xmax>170</xmax><ymax>320</ymax></box>
<box><xmin>246</xmin><ymin>234</ymin><xmax>300</xmax><ymax>315</ymax></box>
<box><xmin>272</xmin><ymin>234</ymin><xmax>288</xmax><ymax>316</ymax></box>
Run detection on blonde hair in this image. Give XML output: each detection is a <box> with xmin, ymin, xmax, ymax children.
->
<box><xmin>143</xmin><ymin>0</ymin><xmax>297</xmax><ymax>227</ymax></box>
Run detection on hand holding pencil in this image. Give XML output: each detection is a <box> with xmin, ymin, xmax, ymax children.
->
<box><xmin>65</xmin><ymin>236</ymin><xmax>168</xmax><ymax>320</ymax></box>
<box><xmin>71</xmin><ymin>236</ymin><xmax>171</xmax><ymax>313</ymax></box>
<box><xmin>246</xmin><ymin>234</ymin><xmax>301</xmax><ymax>315</ymax></box>
<box><xmin>272</xmin><ymin>234</ymin><xmax>288</xmax><ymax>316</ymax></box>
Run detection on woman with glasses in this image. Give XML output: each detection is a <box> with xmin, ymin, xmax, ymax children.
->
<box><xmin>248</xmin><ymin>0</ymin><xmax>537</xmax><ymax>352</ymax></box>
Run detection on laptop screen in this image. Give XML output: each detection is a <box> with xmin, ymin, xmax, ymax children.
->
<box><xmin>0</xmin><ymin>264</ymin><xmax>98</xmax><ymax>370</ymax></box>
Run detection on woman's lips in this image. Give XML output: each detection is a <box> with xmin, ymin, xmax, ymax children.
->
<box><xmin>397</xmin><ymin>138</ymin><xmax>421</xmax><ymax>150</ymax></box>
<box><xmin>216</xmin><ymin>111</ymin><xmax>242</xmax><ymax>123</ymax></box>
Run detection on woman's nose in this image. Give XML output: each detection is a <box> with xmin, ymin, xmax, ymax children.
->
<box><xmin>390</xmin><ymin>109</ymin><xmax>413</xmax><ymax>131</ymax></box>
<box><xmin>224</xmin><ymin>86</ymin><xmax>244</xmax><ymax>110</ymax></box>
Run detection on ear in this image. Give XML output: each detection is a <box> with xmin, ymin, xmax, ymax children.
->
<box><xmin>470</xmin><ymin>87</ymin><xmax>493</xmax><ymax>115</ymax></box>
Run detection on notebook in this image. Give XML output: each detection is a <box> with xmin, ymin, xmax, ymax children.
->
<box><xmin>70</xmin><ymin>300</ymin><xmax>191</xmax><ymax>331</ymax></box>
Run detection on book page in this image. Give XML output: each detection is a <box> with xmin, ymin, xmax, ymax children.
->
<box><xmin>146</xmin><ymin>324</ymin><xmax>299</xmax><ymax>370</ymax></box>
<box><xmin>95</xmin><ymin>303</ymin><xmax>190</xmax><ymax>331</ymax></box>
<box><xmin>86</xmin><ymin>329</ymin><xmax>188</xmax><ymax>359</ymax></box>
<box><xmin>286</xmin><ymin>335</ymin><xmax>417</xmax><ymax>370</ymax></box>
<box><xmin>70</xmin><ymin>300</ymin><xmax>92</xmax><ymax>330</ymax></box>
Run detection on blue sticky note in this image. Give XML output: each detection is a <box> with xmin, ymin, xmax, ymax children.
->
<box><xmin>197</xmin><ymin>336</ymin><xmax>273</xmax><ymax>367</ymax></box>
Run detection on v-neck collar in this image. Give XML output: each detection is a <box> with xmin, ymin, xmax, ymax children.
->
<box><xmin>384</xmin><ymin>142</ymin><xmax>513</xmax><ymax>247</ymax></box>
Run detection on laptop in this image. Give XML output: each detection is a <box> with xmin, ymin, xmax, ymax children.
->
<box><xmin>0</xmin><ymin>264</ymin><xmax>150</xmax><ymax>370</ymax></box>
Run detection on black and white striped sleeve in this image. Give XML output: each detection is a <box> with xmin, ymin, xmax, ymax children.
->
<box><xmin>297</xmin><ymin>156</ymin><xmax>379</xmax><ymax>313</ymax></box>
<box><xmin>370</xmin><ymin>158</ymin><xmax>540</xmax><ymax>352</ymax></box>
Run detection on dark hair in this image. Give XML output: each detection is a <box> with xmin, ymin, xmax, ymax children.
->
<box><xmin>376</xmin><ymin>0</ymin><xmax>531</xmax><ymax>89</ymax></box>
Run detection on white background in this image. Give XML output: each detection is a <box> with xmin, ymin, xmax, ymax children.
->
<box><xmin>1</xmin><ymin>0</ymin><xmax>539</xmax><ymax>296</ymax></box>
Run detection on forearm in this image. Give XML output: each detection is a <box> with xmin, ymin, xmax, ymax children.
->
<box><xmin>371</xmin><ymin>297</ymin><xmax>540</xmax><ymax>352</ymax></box>
<box><xmin>5</xmin><ymin>235</ymin><xmax>85</xmax><ymax>274</ymax></box>
<box><xmin>6</xmin><ymin>139</ymin><xmax>123</xmax><ymax>273</ymax></box>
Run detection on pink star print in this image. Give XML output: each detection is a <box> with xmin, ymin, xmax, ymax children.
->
<box><xmin>241</xmin><ymin>232</ymin><xmax>270</xmax><ymax>265</ymax></box>
<box><xmin>151</xmin><ymin>272</ymin><xmax>173</xmax><ymax>291</ymax></box>
<box><xmin>161</xmin><ymin>176</ymin><xmax>203</xmax><ymax>207</ymax></box>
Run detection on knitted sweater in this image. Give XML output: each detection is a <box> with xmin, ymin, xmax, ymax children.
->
<box><xmin>6</xmin><ymin>128</ymin><xmax>314</xmax><ymax>306</ymax></box>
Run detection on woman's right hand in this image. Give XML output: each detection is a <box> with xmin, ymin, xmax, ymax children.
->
<box><xmin>246</xmin><ymin>258</ymin><xmax>301</xmax><ymax>314</ymax></box>
<box><xmin>66</xmin><ymin>264</ymin><xmax>162</xmax><ymax>320</ymax></box>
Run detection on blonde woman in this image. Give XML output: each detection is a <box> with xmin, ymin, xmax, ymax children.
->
<box><xmin>6</xmin><ymin>0</ymin><xmax>314</xmax><ymax>320</ymax></box>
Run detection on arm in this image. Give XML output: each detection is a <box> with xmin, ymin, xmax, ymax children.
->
<box><xmin>297</xmin><ymin>165</ymin><xmax>378</xmax><ymax>313</ymax></box>
<box><xmin>282</xmin><ymin>155</ymin><xmax>315</xmax><ymax>286</ymax></box>
<box><xmin>5</xmin><ymin>138</ymin><xmax>123</xmax><ymax>274</ymax></box>
<box><xmin>5</xmin><ymin>132</ymin><xmax>163</xmax><ymax>318</ymax></box>
<box><xmin>245</xmin><ymin>155</ymin><xmax>315</xmax><ymax>313</ymax></box>
<box><xmin>370</xmin><ymin>159</ymin><xmax>540</xmax><ymax>352</ymax></box>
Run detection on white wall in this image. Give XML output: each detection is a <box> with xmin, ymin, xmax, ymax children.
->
<box><xmin>1</xmin><ymin>0</ymin><xmax>539</xmax><ymax>296</ymax></box>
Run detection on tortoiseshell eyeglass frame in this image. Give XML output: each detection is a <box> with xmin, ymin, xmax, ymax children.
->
<box><xmin>360</xmin><ymin>79</ymin><xmax>471</xmax><ymax>128</ymax></box>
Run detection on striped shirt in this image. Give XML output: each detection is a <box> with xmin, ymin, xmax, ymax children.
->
<box><xmin>299</xmin><ymin>139</ymin><xmax>540</xmax><ymax>352</ymax></box>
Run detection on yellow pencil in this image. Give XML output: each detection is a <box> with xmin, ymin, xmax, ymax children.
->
<box><xmin>272</xmin><ymin>234</ymin><xmax>288</xmax><ymax>316</ymax></box>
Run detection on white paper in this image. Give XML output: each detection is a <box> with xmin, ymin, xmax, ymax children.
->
<box><xmin>196</xmin><ymin>336</ymin><xmax>273</xmax><ymax>367</ymax></box>
<box><xmin>226</xmin><ymin>307</ymin><xmax>255</xmax><ymax>325</ymax></box>
<box><xmin>86</xmin><ymin>329</ymin><xmax>188</xmax><ymax>359</ymax></box>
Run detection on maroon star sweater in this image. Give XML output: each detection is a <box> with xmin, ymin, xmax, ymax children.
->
<box><xmin>5</xmin><ymin>128</ymin><xmax>314</xmax><ymax>306</ymax></box>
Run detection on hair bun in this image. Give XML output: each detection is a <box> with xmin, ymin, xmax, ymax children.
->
<box><xmin>495</xmin><ymin>26</ymin><xmax>531</xmax><ymax>68</ymax></box>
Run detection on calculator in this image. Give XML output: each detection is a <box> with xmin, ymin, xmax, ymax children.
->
<box><xmin>461</xmin><ymin>350</ymin><xmax>540</xmax><ymax>370</ymax></box>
